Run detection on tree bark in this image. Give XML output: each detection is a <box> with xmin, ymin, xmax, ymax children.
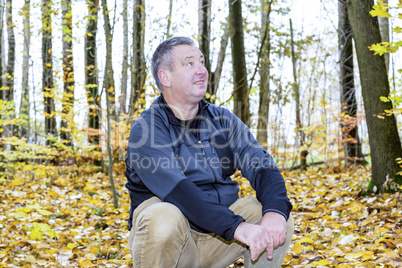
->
<box><xmin>19</xmin><ymin>0</ymin><xmax>30</xmax><ymax>140</ymax></box>
<box><xmin>338</xmin><ymin>1</ymin><xmax>364</xmax><ymax>166</ymax></box>
<box><xmin>198</xmin><ymin>0</ymin><xmax>213</xmax><ymax>102</ymax></box>
<box><xmin>210</xmin><ymin>22</ymin><xmax>229</xmax><ymax>104</ymax></box>
<box><xmin>119</xmin><ymin>0</ymin><xmax>128</xmax><ymax>114</ymax></box>
<box><xmin>229</xmin><ymin>0</ymin><xmax>250</xmax><ymax>126</ymax></box>
<box><xmin>2</xmin><ymin>0</ymin><xmax>15</xmax><ymax>139</ymax></box>
<box><xmin>290</xmin><ymin>19</ymin><xmax>307</xmax><ymax>171</ymax></box>
<box><xmin>6</xmin><ymin>0</ymin><xmax>14</xmax><ymax>104</ymax></box>
<box><xmin>60</xmin><ymin>0</ymin><xmax>74</xmax><ymax>145</ymax></box>
<box><xmin>129</xmin><ymin>0</ymin><xmax>146</xmax><ymax>124</ymax></box>
<box><xmin>85</xmin><ymin>0</ymin><xmax>101</xmax><ymax>165</ymax></box>
<box><xmin>42</xmin><ymin>0</ymin><xmax>57</xmax><ymax>145</ymax></box>
<box><xmin>348</xmin><ymin>0</ymin><xmax>402</xmax><ymax>188</ymax></box>
<box><xmin>101</xmin><ymin>0</ymin><xmax>116</xmax><ymax>119</ymax></box>
<box><xmin>256</xmin><ymin>0</ymin><xmax>273</xmax><ymax>147</ymax></box>
<box><xmin>166</xmin><ymin>0</ymin><xmax>173</xmax><ymax>39</ymax></box>
<box><xmin>0</xmin><ymin>0</ymin><xmax>3</xmax><ymax>96</ymax></box>
<box><xmin>378</xmin><ymin>0</ymin><xmax>389</xmax><ymax>73</ymax></box>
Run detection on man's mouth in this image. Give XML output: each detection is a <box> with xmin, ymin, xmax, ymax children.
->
<box><xmin>194</xmin><ymin>81</ymin><xmax>204</xmax><ymax>85</ymax></box>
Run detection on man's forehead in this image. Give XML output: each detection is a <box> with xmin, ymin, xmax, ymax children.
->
<box><xmin>173</xmin><ymin>45</ymin><xmax>204</xmax><ymax>60</ymax></box>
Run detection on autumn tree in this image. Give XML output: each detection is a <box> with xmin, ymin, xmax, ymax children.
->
<box><xmin>19</xmin><ymin>0</ymin><xmax>30</xmax><ymax>139</ymax></box>
<box><xmin>42</xmin><ymin>0</ymin><xmax>57</xmax><ymax>145</ymax></box>
<box><xmin>377</xmin><ymin>0</ymin><xmax>389</xmax><ymax>73</ymax></box>
<box><xmin>347</xmin><ymin>0</ymin><xmax>402</xmax><ymax>189</ymax></box>
<box><xmin>338</xmin><ymin>1</ymin><xmax>364</xmax><ymax>165</ymax></box>
<box><xmin>229</xmin><ymin>0</ymin><xmax>250</xmax><ymax>126</ymax></box>
<box><xmin>128</xmin><ymin>0</ymin><xmax>146</xmax><ymax>123</ymax></box>
<box><xmin>85</xmin><ymin>0</ymin><xmax>101</xmax><ymax>152</ymax></box>
<box><xmin>60</xmin><ymin>0</ymin><xmax>74</xmax><ymax>145</ymax></box>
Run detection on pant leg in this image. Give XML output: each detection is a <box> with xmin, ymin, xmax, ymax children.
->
<box><xmin>128</xmin><ymin>197</ymin><xmax>199</xmax><ymax>268</ymax></box>
<box><xmin>194</xmin><ymin>196</ymin><xmax>294</xmax><ymax>268</ymax></box>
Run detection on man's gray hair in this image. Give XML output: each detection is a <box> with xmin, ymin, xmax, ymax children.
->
<box><xmin>151</xmin><ymin>36</ymin><xmax>195</xmax><ymax>91</ymax></box>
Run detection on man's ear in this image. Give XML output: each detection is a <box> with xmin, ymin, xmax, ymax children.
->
<box><xmin>158</xmin><ymin>69</ymin><xmax>171</xmax><ymax>88</ymax></box>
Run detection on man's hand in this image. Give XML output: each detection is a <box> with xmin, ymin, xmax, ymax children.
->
<box><xmin>233</xmin><ymin>222</ymin><xmax>270</xmax><ymax>261</ymax></box>
<box><xmin>259</xmin><ymin>212</ymin><xmax>287</xmax><ymax>260</ymax></box>
<box><xmin>234</xmin><ymin>212</ymin><xmax>287</xmax><ymax>261</ymax></box>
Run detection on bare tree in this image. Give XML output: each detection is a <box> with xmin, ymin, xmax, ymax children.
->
<box><xmin>120</xmin><ymin>0</ymin><xmax>128</xmax><ymax>114</ymax></box>
<box><xmin>290</xmin><ymin>19</ymin><xmax>307</xmax><ymax>171</ymax></box>
<box><xmin>19</xmin><ymin>0</ymin><xmax>30</xmax><ymax>140</ymax></box>
<box><xmin>128</xmin><ymin>0</ymin><xmax>146</xmax><ymax>123</ymax></box>
<box><xmin>338</xmin><ymin>1</ymin><xmax>364</xmax><ymax>166</ymax></box>
<box><xmin>229</xmin><ymin>0</ymin><xmax>250</xmax><ymax>126</ymax></box>
<box><xmin>166</xmin><ymin>0</ymin><xmax>173</xmax><ymax>38</ymax></box>
<box><xmin>101</xmin><ymin>0</ymin><xmax>116</xmax><ymax>119</ymax></box>
<box><xmin>348</xmin><ymin>0</ymin><xmax>402</xmax><ymax>189</ymax></box>
<box><xmin>198</xmin><ymin>0</ymin><xmax>212</xmax><ymax>102</ymax></box>
<box><xmin>256</xmin><ymin>0</ymin><xmax>273</xmax><ymax>147</ymax></box>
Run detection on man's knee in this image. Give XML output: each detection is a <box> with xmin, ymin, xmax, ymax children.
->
<box><xmin>136</xmin><ymin>202</ymin><xmax>189</xmax><ymax>242</ymax></box>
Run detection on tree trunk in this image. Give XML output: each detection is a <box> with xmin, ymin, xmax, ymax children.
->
<box><xmin>378</xmin><ymin>0</ymin><xmax>389</xmax><ymax>73</ymax></box>
<box><xmin>3</xmin><ymin>0</ymin><xmax>15</xmax><ymax>139</ymax></box>
<box><xmin>256</xmin><ymin>0</ymin><xmax>273</xmax><ymax>147</ymax></box>
<box><xmin>0</xmin><ymin>0</ymin><xmax>4</xmax><ymax>144</ymax></box>
<box><xmin>198</xmin><ymin>0</ymin><xmax>213</xmax><ymax>102</ymax></box>
<box><xmin>129</xmin><ymin>0</ymin><xmax>146</xmax><ymax>124</ymax></box>
<box><xmin>60</xmin><ymin>0</ymin><xmax>74</xmax><ymax>145</ymax></box>
<box><xmin>166</xmin><ymin>0</ymin><xmax>173</xmax><ymax>39</ymax></box>
<box><xmin>42</xmin><ymin>0</ymin><xmax>56</xmax><ymax>145</ymax></box>
<box><xmin>120</xmin><ymin>0</ymin><xmax>128</xmax><ymax>115</ymax></box>
<box><xmin>229</xmin><ymin>0</ymin><xmax>250</xmax><ymax>126</ymax></box>
<box><xmin>19</xmin><ymin>0</ymin><xmax>30</xmax><ymax>140</ymax></box>
<box><xmin>101</xmin><ymin>0</ymin><xmax>116</xmax><ymax>120</ymax></box>
<box><xmin>85</xmin><ymin>0</ymin><xmax>101</xmax><ymax>165</ymax></box>
<box><xmin>210</xmin><ymin>22</ymin><xmax>229</xmax><ymax>104</ymax></box>
<box><xmin>6</xmin><ymin>0</ymin><xmax>14</xmax><ymax>104</ymax></box>
<box><xmin>290</xmin><ymin>19</ymin><xmax>307</xmax><ymax>171</ymax></box>
<box><xmin>338</xmin><ymin>1</ymin><xmax>364</xmax><ymax>166</ymax></box>
<box><xmin>348</xmin><ymin>0</ymin><xmax>402</xmax><ymax>188</ymax></box>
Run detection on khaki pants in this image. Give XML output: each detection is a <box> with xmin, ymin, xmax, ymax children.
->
<box><xmin>128</xmin><ymin>196</ymin><xmax>294</xmax><ymax>268</ymax></box>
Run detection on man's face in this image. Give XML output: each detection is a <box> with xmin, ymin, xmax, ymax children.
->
<box><xmin>168</xmin><ymin>45</ymin><xmax>209</xmax><ymax>104</ymax></box>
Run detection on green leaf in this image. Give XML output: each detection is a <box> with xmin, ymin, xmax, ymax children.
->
<box><xmin>370</xmin><ymin>1</ymin><xmax>391</xmax><ymax>17</ymax></box>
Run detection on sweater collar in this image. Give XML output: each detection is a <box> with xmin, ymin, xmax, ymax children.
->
<box><xmin>157</xmin><ymin>94</ymin><xmax>209</xmax><ymax>126</ymax></box>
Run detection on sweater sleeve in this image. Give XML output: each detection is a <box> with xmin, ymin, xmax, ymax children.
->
<box><xmin>221</xmin><ymin>110</ymin><xmax>293</xmax><ymax>220</ymax></box>
<box><xmin>126</xmin><ymin>113</ymin><xmax>244</xmax><ymax>240</ymax></box>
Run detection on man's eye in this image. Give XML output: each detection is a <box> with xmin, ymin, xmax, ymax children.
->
<box><xmin>187</xmin><ymin>62</ymin><xmax>193</xmax><ymax>66</ymax></box>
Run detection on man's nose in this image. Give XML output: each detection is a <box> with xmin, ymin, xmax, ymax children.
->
<box><xmin>196</xmin><ymin>64</ymin><xmax>208</xmax><ymax>76</ymax></box>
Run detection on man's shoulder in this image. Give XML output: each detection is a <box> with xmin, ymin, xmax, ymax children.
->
<box><xmin>132</xmin><ymin>97</ymin><xmax>168</xmax><ymax>128</ymax></box>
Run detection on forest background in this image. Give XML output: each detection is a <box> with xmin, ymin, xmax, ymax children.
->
<box><xmin>0</xmin><ymin>0</ymin><xmax>402</xmax><ymax>267</ymax></box>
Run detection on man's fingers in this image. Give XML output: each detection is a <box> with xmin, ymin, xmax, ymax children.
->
<box><xmin>266</xmin><ymin>240</ymin><xmax>274</xmax><ymax>260</ymax></box>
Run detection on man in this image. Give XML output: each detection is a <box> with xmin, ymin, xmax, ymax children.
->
<box><xmin>125</xmin><ymin>36</ymin><xmax>294</xmax><ymax>268</ymax></box>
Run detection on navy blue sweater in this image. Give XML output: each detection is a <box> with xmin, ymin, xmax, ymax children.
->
<box><xmin>125</xmin><ymin>96</ymin><xmax>292</xmax><ymax>241</ymax></box>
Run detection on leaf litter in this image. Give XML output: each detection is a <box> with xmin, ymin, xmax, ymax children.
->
<box><xmin>0</xmin><ymin>166</ymin><xmax>401</xmax><ymax>267</ymax></box>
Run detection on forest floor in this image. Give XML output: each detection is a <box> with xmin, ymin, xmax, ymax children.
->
<box><xmin>0</xmin><ymin>165</ymin><xmax>401</xmax><ymax>267</ymax></box>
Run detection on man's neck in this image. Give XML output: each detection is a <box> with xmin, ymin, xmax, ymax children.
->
<box><xmin>162</xmin><ymin>95</ymin><xmax>199</xmax><ymax>121</ymax></box>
